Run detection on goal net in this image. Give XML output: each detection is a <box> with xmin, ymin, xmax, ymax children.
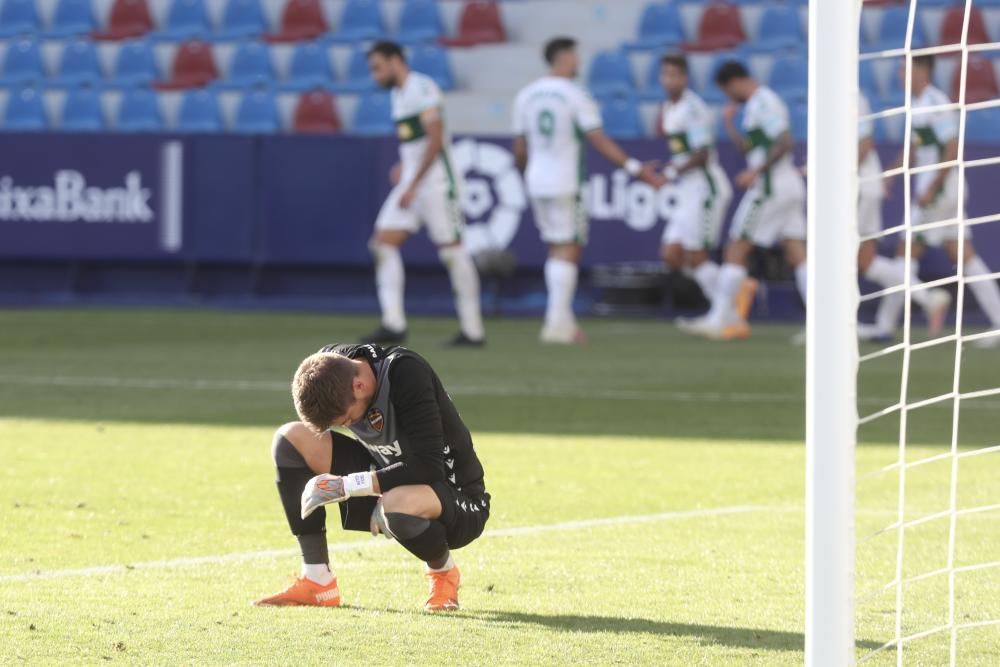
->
<box><xmin>808</xmin><ymin>1</ymin><xmax>1000</xmax><ymax>665</ymax></box>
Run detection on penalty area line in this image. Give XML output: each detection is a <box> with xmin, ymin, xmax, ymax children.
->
<box><xmin>0</xmin><ymin>504</ymin><xmax>794</xmax><ymax>583</ymax></box>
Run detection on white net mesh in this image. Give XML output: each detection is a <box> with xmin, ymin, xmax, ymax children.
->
<box><xmin>855</xmin><ymin>0</ymin><xmax>1000</xmax><ymax>663</ymax></box>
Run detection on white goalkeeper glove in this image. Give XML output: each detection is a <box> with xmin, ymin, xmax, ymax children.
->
<box><xmin>300</xmin><ymin>472</ymin><xmax>375</xmax><ymax>519</ymax></box>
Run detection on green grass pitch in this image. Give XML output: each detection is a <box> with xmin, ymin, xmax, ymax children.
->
<box><xmin>0</xmin><ymin>309</ymin><xmax>997</xmax><ymax>665</ymax></box>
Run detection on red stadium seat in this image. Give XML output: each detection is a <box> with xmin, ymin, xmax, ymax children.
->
<box><xmin>950</xmin><ymin>54</ymin><xmax>999</xmax><ymax>104</ymax></box>
<box><xmin>155</xmin><ymin>41</ymin><xmax>219</xmax><ymax>90</ymax></box>
<box><xmin>939</xmin><ymin>6</ymin><xmax>991</xmax><ymax>46</ymax></box>
<box><xmin>439</xmin><ymin>1</ymin><xmax>506</xmax><ymax>47</ymax></box>
<box><xmin>264</xmin><ymin>0</ymin><xmax>328</xmax><ymax>43</ymax></box>
<box><xmin>293</xmin><ymin>90</ymin><xmax>341</xmax><ymax>133</ymax></box>
<box><xmin>683</xmin><ymin>2</ymin><xmax>746</xmax><ymax>52</ymax></box>
<box><xmin>91</xmin><ymin>0</ymin><xmax>154</xmax><ymax>40</ymax></box>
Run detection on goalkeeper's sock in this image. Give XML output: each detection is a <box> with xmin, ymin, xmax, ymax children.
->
<box><xmin>965</xmin><ymin>254</ymin><xmax>1000</xmax><ymax>326</ymax></box>
<box><xmin>439</xmin><ymin>245</ymin><xmax>484</xmax><ymax>341</ymax></box>
<box><xmin>383</xmin><ymin>512</ymin><xmax>450</xmax><ymax>565</ymax></box>
<box><xmin>371</xmin><ymin>242</ymin><xmax>407</xmax><ymax>332</ymax></box>
<box><xmin>707</xmin><ymin>263</ymin><xmax>746</xmax><ymax>325</ymax></box>
<box><xmin>272</xmin><ymin>433</ymin><xmax>330</xmax><ymax>568</ymax></box>
<box><xmin>426</xmin><ymin>554</ymin><xmax>455</xmax><ymax>573</ymax></box>
<box><xmin>301</xmin><ymin>562</ymin><xmax>334</xmax><ymax>586</ymax></box>
<box><xmin>692</xmin><ymin>261</ymin><xmax>720</xmax><ymax>301</ymax></box>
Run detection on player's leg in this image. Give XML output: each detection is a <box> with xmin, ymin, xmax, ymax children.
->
<box><xmin>948</xmin><ymin>239</ymin><xmax>1000</xmax><ymax>347</ymax></box>
<box><xmin>365</xmin><ymin>185</ymin><xmax>418</xmax><ymax>343</ymax></box>
<box><xmin>692</xmin><ymin>165</ymin><xmax>732</xmax><ymax>303</ymax></box>
<box><xmin>536</xmin><ymin>195</ymin><xmax>587</xmax><ymax>344</ymax></box>
<box><xmin>664</xmin><ymin>181</ymin><xmax>718</xmax><ymax>306</ymax></box>
<box><xmin>419</xmin><ymin>184</ymin><xmax>485</xmax><ymax>346</ymax></box>
<box><xmin>678</xmin><ymin>237</ymin><xmax>752</xmax><ymax>339</ymax></box>
<box><xmin>866</xmin><ymin>238</ymin><xmax>928</xmax><ymax>339</ymax></box>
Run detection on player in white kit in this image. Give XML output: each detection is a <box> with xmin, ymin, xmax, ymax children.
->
<box><xmin>512</xmin><ymin>37</ymin><xmax>665</xmax><ymax>344</ymax></box>
<box><xmin>657</xmin><ymin>54</ymin><xmax>732</xmax><ymax>307</ymax></box>
<box><xmin>363</xmin><ymin>41</ymin><xmax>485</xmax><ymax>347</ymax></box>
<box><xmin>679</xmin><ymin>61</ymin><xmax>806</xmax><ymax>340</ymax></box>
<box><xmin>855</xmin><ymin>90</ymin><xmax>951</xmax><ymax>339</ymax></box>
<box><xmin>868</xmin><ymin>55</ymin><xmax>1000</xmax><ymax>346</ymax></box>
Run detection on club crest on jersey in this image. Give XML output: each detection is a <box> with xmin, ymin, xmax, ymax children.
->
<box><xmin>367</xmin><ymin>408</ymin><xmax>385</xmax><ymax>432</ymax></box>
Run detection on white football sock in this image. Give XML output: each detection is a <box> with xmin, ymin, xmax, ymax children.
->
<box><xmin>874</xmin><ymin>290</ymin><xmax>906</xmax><ymax>334</ymax></box>
<box><xmin>544</xmin><ymin>258</ymin><xmax>578</xmax><ymax>334</ymax></box>
<box><xmin>866</xmin><ymin>256</ymin><xmax>931</xmax><ymax>309</ymax></box>
<box><xmin>692</xmin><ymin>261</ymin><xmax>720</xmax><ymax>301</ymax></box>
<box><xmin>707</xmin><ymin>263</ymin><xmax>746</xmax><ymax>325</ymax></box>
<box><xmin>794</xmin><ymin>262</ymin><xmax>808</xmax><ymax>307</ymax></box>
<box><xmin>426</xmin><ymin>554</ymin><xmax>455</xmax><ymax>573</ymax></box>
<box><xmin>439</xmin><ymin>245</ymin><xmax>484</xmax><ymax>340</ymax></box>
<box><xmin>371</xmin><ymin>242</ymin><xmax>406</xmax><ymax>332</ymax></box>
<box><xmin>964</xmin><ymin>254</ymin><xmax>1000</xmax><ymax>327</ymax></box>
<box><xmin>301</xmin><ymin>563</ymin><xmax>334</xmax><ymax>585</ymax></box>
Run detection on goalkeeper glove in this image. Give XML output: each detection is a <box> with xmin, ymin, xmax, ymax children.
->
<box><xmin>300</xmin><ymin>472</ymin><xmax>375</xmax><ymax>519</ymax></box>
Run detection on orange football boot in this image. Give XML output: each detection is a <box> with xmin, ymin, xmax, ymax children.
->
<box><xmin>253</xmin><ymin>576</ymin><xmax>341</xmax><ymax>607</ymax></box>
<box><xmin>424</xmin><ymin>566</ymin><xmax>461</xmax><ymax>612</ymax></box>
<box><xmin>719</xmin><ymin>320</ymin><xmax>752</xmax><ymax>340</ymax></box>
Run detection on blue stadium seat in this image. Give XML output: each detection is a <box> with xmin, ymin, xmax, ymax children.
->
<box><xmin>790</xmin><ymin>103</ymin><xmax>807</xmax><ymax>142</ymax></box>
<box><xmin>768</xmin><ymin>57</ymin><xmax>808</xmax><ymax>103</ymax></box>
<box><xmin>882</xmin><ymin>57</ymin><xmax>905</xmax><ymax>110</ymax></box>
<box><xmin>152</xmin><ymin>0</ymin><xmax>210</xmax><ymax>41</ymax></box>
<box><xmin>235</xmin><ymin>89</ymin><xmax>280</xmax><ymax>133</ymax></box>
<box><xmin>715</xmin><ymin>104</ymin><xmax>744</xmax><ymax>143</ymax></box>
<box><xmin>410</xmin><ymin>45</ymin><xmax>454</xmax><ymax>90</ymax></box>
<box><xmin>627</xmin><ymin>2</ymin><xmax>684</xmax><ymax>51</ymax></box>
<box><xmin>337</xmin><ymin>45</ymin><xmax>376</xmax><ymax>93</ymax></box>
<box><xmin>640</xmin><ymin>56</ymin><xmax>665</xmax><ymax>102</ymax></box>
<box><xmin>110</xmin><ymin>39</ymin><xmax>159</xmax><ymax>87</ymax></box>
<box><xmin>214</xmin><ymin>0</ymin><xmax>266</xmax><ymax>41</ymax></box>
<box><xmin>0</xmin><ymin>0</ymin><xmax>40</xmax><ymax>38</ymax></box>
<box><xmin>352</xmin><ymin>90</ymin><xmax>393</xmax><ymax>135</ymax></box>
<box><xmin>44</xmin><ymin>0</ymin><xmax>95</xmax><ymax>38</ymax></box>
<box><xmin>587</xmin><ymin>50</ymin><xmax>634</xmax><ymax>97</ymax></box>
<box><xmin>52</xmin><ymin>40</ymin><xmax>102</xmax><ymax>87</ymax></box>
<box><xmin>749</xmin><ymin>6</ymin><xmax>803</xmax><ymax>53</ymax></box>
<box><xmin>700</xmin><ymin>50</ymin><xmax>749</xmax><ymax>104</ymax></box>
<box><xmin>3</xmin><ymin>86</ymin><xmax>47</xmax><ymax>129</ymax></box>
<box><xmin>859</xmin><ymin>59</ymin><xmax>880</xmax><ymax>101</ymax></box>
<box><xmin>396</xmin><ymin>0</ymin><xmax>444</xmax><ymax>44</ymax></box>
<box><xmin>866</xmin><ymin>6</ymin><xmax>927</xmax><ymax>53</ymax></box>
<box><xmin>966</xmin><ymin>107</ymin><xmax>1000</xmax><ymax>143</ymax></box>
<box><xmin>600</xmin><ymin>91</ymin><xmax>643</xmax><ymax>139</ymax></box>
<box><xmin>331</xmin><ymin>0</ymin><xmax>385</xmax><ymax>43</ymax></box>
<box><xmin>176</xmin><ymin>88</ymin><xmax>223</xmax><ymax>131</ymax></box>
<box><xmin>116</xmin><ymin>87</ymin><xmax>163</xmax><ymax>131</ymax></box>
<box><xmin>280</xmin><ymin>41</ymin><xmax>334</xmax><ymax>91</ymax></box>
<box><xmin>0</xmin><ymin>39</ymin><xmax>44</xmax><ymax>86</ymax></box>
<box><xmin>219</xmin><ymin>42</ymin><xmax>274</xmax><ymax>89</ymax></box>
<box><xmin>60</xmin><ymin>86</ymin><xmax>104</xmax><ymax>131</ymax></box>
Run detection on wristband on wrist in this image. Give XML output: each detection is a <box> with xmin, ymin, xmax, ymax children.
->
<box><xmin>623</xmin><ymin>158</ymin><xmax>641</xmax><ymax>176</ymax></box>
<box><xmin>664</xmin><ymin>165</ymin><xmax>679</xmax><ymax>181</ymax></box>
<box><xmin>343</xmin><ymin>471</ymin><xmax>374</xmax><ymax>497</ymax></box>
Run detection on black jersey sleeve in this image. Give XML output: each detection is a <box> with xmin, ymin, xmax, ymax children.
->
<box><xmin>375</xmin><ymin>356</ymin><xmax>447</xmax><ymax>491</ymax></box>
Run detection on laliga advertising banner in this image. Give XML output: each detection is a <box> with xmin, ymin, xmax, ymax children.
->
<box><xmin>0</xmin><ymin>134</ymin><xmax>183</xmax><ymax>259</ymax></box>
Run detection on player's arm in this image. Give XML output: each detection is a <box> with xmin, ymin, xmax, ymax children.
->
<box><xmin>918</xmin><ymin>136</ymin><xmax>958</xmax><ymax>206</ymax></box>
<box><xmin>586</xmin><ymin>129</ymin><xmax>666</xmax><ymax>187</ymax></box>
<box><xmin>671</xmin><ymin>119</ymin><xmax>712</xmax><ymax>179</ymax></box>
<box><xmin>399</xmin><ymin>108</ymin><xmax>445</xmax><ymax>205</ymax></box>
<box><xmin>513</xmin><ymin>135</ymin><xmax>528</xmax><ymax>173</ymax></box>
<box><xmin>760</xmin><ymin>129</ymin><xmax>794</xmax><ymax>172</ymax></box>
<box><xmin>858</xmin><ymin>136</ymin><xmax>875</xmax><ymax>167</ymax></box>
<box><xmin>723</xmin><ymin>103</ymin><xmax>750</xmax><ymax>152</ymax></box>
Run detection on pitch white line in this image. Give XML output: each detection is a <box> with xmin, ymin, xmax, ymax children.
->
<box><xmin>0</xmin><ymin>505</ymin><xmax>793</xmax><ymax>583</ymax></box>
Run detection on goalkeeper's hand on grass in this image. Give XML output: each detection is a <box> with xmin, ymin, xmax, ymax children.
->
<box><xmin>301</xmin><ymin>472</ymin><xmax>375</xmax><ymax>519</ymax></box>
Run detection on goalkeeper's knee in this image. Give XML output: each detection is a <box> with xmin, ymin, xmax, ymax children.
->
<box><xmin>382</xmin><ymin>512</ymin><xmax>449</xmax><ymax>564</ymax></box>
<box><xmin>272</xmin><ymin>430</ymin><xmax>326</xmax><ymax>536</ymax></box>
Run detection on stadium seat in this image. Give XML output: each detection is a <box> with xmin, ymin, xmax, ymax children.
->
<box><xmin>748</xmin><ymin>6</ymin><xmax>803</xmax><ymax>53</ymax></box>
<box><xmin>91</xmin><ymin>0</ymin><xmax>154</xmax><ymax>40</ymax></box>
<box><xmin>336</xmin><ymin>45</ymin><xmax>375</xmax><ymax>93</ymax></box>
<box><xmin>587</xmin><ymin>50</ymin><xmax>634</xmax><ymax>97</ymax></box>
<box><xmin>939</xmin><ymin>6</ymin><xmax>990</xmax><ymax>46</ymax></box>
<box><xmin>883</xmin><ymin>57</ymin><xmax>905</xmax><ymax>109</ymax></box>
<box><xmin>330</xmin><ymin>0</ymin><xmax>384</xmax><ymax>43</ymax></box>
<box><xmin>640</xmin><ymin>56</ymin><xmax>665</xmax><ymax>102</ymax></box>
<box><xmin>293</xmin><ymin>89</ymin><xmax>340</xmax><ymax>132</ymax></box>
<box><xmin>3</xmin><ymin>86</ymin><xmax>47</xmax><ymax>129</ymax></box>
<box><xmin>52</xmin><ymin>39</ymin><xmax>103</xmax><ymax>87</ymax></box>
<box><xmin>280</xmin><ymin>41</ymin><xmax>334</xmax><ymax>91</ymax></box>
<box><xmin>110</xmin><ymin>39</ymin><xmax>159</xmax><ymax>87</ymax></box>
<box><xmin>214</xmin><ymin>0</ymin><xmax>266</xmax><ymax>41</ymax></box>
<box><xmin>235</xmin><ymin>89</ymin><xmax>280</xmax><ymax>133</ymax></box>
<box><xmin>866</xmin><ymin>6</ymin><xmax>927</xmax><ymax>53</ymax></box>
<box><xmin>264</xmin><ymin>0</ymin><xmax>328</xmax><ymax>42</ymax></box>
<box><xmin>600</xmin><ymin>91</ymin><xmax>644</xmax><ymax>139</ymax></box>
<box><xmin>218</xmin><ymin>42</ymin><xmax>274</xmax><ymax>89</ymax></box>
<box><xmin>60</xmin><ymin>85</ymin><xmax>104</xmax><ymax>130</ymax></box>
<box><xmin>768</xmin><ymin>57</ymin><xmax>808</xmax><ymax>103</ymax></box>
<box><xmin>410</xmin><ymin>45</ymin><xmax>455</xmax><ymax>90</ymax></box>
<box><xmin>176</xmin><ymin>88</ymin><xmax>223</xmax><ymax>131</ymax></box>
<box><xmin>0</xmin><ymin>0</ymin><xmax>40</xmax><ymax>38</ymax></box>
<box><xmin>155</xmin><ymin>41</ymin><xmax>219</xmax><ymax>90</ymax></box>
<box><xmin>396</xmin><ymin>0</ymin><xmax>444</xmax><ymax>44</ymax></box>
<box><xmin>965</xmin><ymin>106</ymin><xmax>1000</xmax><ymax>143</ymax></box>
<box><xmin>151</xmin><ymin>0</ymin><xmax>210</xmax><ymax>41</ymax></box>
<box><xmin>860</xmin><ymin>59</ymin><xmax>880</xmax><ymax>101</ymax></box>
<box><xmin>116</xmin><ymin>86</ymin><xmax>162</xmax><ymax>130</ymax></box>
<box><xmin>0</xmin><ymin>39</ymin><xmax>44</xmax><ymax>86</ymax></box>
<box><xmin>44</xmin><ymin>0</ymin><xmax>95</xmax><ymax>38</ymax></box>
<box><xmin>790</xmin><ymin>103</ymin><xmax>807</xmax><ymax>142</ymax></box>
<box><xmin>950</xmin><ymin>55</ymin><xmax>999</xmax><ymax>104</ymax></box>
<box><xmin>683</xmin><ymin>2</ymin><xmax>746</xmax><ymax>52</ymax></box>
<box><xmin>626</xmin><ymin>2</ymin><xmax>684</xmax><ymax>51</ymax></box>
<box><xmin>352</xmin><ymin>90</ymin><xmax>393</xmax><ymax>135</ymax></box>
<box><xmin>439</xmin><ymin>0</ymin><xmax>505</xmax><ymax>47</ymax></box>
<box><xmin>700</xmin><ymin>49</ymin><xmax>749</xmax><ymax>104</ymax></box>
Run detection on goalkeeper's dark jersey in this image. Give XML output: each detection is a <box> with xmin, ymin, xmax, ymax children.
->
<box><xmin>320</xmin><ymin>343</ymin><xmax>486</xmax><ymax>496</ymax></box>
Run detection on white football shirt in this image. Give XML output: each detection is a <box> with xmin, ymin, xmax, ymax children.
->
<box><xmin>911</xmin><ymin>84</ymin><xmax>959</xmax><ymax>195</ymax></box>
<box><xmin>661</xmin><ymin>88</ymin><xmax>721</xmax><ymax>184</ymax></box>
<box><xmin>391</xmin><ymin>71</ymin><xmax>452</xmax><ymax>187</ymax></box>
<box><xmin>858</xmin><ymin>92</ymin><xmax>883</xmax><ymax>199</ymax></box>
<box><xmin>741</xmin><ymin>85</ymin><xmax>796</xmax><ymax>174</ymax></box>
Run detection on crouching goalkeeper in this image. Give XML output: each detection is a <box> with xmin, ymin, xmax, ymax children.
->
<box><xmin>254</xmin><ymin>343</ymin><xmax>490</xmax><ymax>612</ymax></box>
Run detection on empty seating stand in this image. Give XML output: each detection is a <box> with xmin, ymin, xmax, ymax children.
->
<box><xmin>440</xmin><ymin>0</ymin><xmax>505</xmax><ymax>47</ymax></box>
